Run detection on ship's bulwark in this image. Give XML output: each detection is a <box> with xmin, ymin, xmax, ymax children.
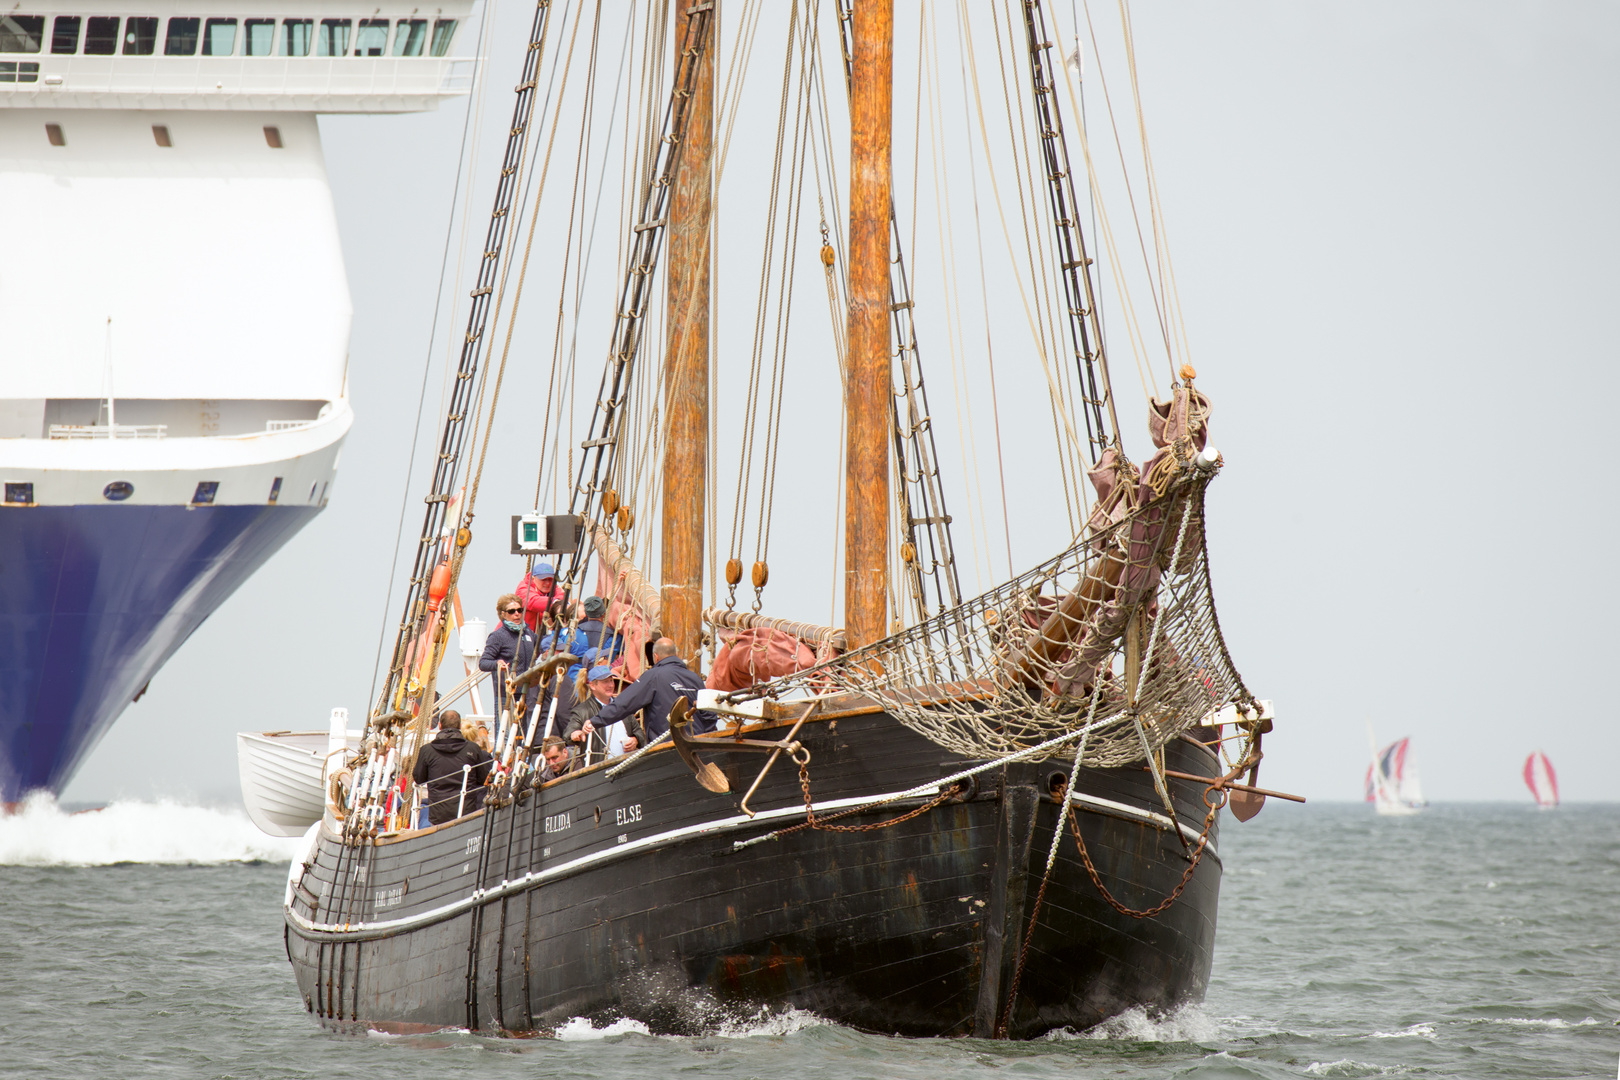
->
<box><xmin>0</xmin><ymin>504</ymin><xmax>320</xmax><ymax>803</ymax></box>
<box><xmin>285</xmin><ymin>715</ymin><xmax>1221</xmax><ymax>1038</ymax></box>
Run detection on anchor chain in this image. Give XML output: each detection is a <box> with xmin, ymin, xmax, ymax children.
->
<box><xmin>773</xmin><ymin>759</ymin><xmax>958</xmax><ymax>838</ymax></box>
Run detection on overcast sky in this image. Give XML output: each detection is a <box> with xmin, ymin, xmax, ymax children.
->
<box><xmin>64</xmin><ymin>1</ymin><xmax>1620</xmax><ymax>807</ymax></box>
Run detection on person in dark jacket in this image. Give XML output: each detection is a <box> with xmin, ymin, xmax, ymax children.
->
<box><xmin>576</xmin><ymin>595</ymin><xmax>624</xmax><ymax>662</ymax></box>
<box><xmin>479</xmin><ymin>593</ymin><xmax>538</xmax><ymax>722</ymax></box>
<box><xmin>411</xmin><ymin>710</ymin><xmax>493</xmax><ymax>824</ymax></box>
<box><xmin>537</xmin><ymin>735</ymin><xmax>577</xmax><ymax>782</ymax></box>
<box><xmin>592</xmin><ymin>638</ymin><xmax>715</xmax><ymax>740</ymax></box>
<box><xmin>564</xmin><ymin>664</ymin><xmax>641</xmax><ymax>763</ymax></box>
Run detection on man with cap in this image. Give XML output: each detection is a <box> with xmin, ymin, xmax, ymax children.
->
<box><xmin>564</xmin><ymin>662</ymin><xmax>641</xmax><ymax>763</ymax></box>
<box><xmin>514</xmin><ymin>562</ymin><xmax>562</xmax><ymax>633</ymax></box>
<box><xmin>576</xmin><ymin>595</ymin><xmax>624</xmax><ymax>663</ymax></box>
<box><xmin>411</xmin><ymin>709</ymin><xmax>493</xmax><ymax>825</ymax></box>
<box><xmin>591</xmin><ymin>637</ymin><xmax>716</xmax><ymax>742</ymax></box>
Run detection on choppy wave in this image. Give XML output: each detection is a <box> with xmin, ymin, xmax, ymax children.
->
<box><xmin>1044</xmin><ymin>1004</ymin><xmax>1220</xmax><ymax>1043</ymax></box>
<box><xmin>1303</xmin><ymin>1060</ymin><xmax>1395</xmax><ymax>1077</ymax></box>
<box><xmin>553</xmin><ymin>1007</ymin><xmax>829</xmax><ymax>1041</ymax></box>
<box><xmin>0</xmin><ymin>793</ymin><xmax>302</xmax><ymax>866</ymax></box>
<box><xmin>555</xmin><ymin>1017</ymin><xmax>652</xmax><ymax>1040</ymax></box>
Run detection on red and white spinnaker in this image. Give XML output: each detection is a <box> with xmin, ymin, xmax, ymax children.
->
<box><xmin>1523</xmin><ymin>751</ymin><xmax>1559</xmax><ymax>809</ymax></box>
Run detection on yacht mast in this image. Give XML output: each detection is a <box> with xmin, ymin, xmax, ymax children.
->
<box><xmin>844</xmin><ymin>0</ymin><xmax>893</xmax><ymax>651</ymax></box>
<box><xmin>662</xmin><ymin>0</ymin><xmax>714</xmax><ymax>668</ymax></box>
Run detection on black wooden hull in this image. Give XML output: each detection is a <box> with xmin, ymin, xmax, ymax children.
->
<box><xmin>284</xmin><ymin>713</ymin><xmax>1223</xmax><ymax>1038</ymax></box>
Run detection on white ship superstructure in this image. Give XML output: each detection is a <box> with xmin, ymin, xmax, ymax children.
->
<box><xmin>0</xmin><ymin>1</ymin><xmax>471</xmax><ymax>803</ymax></box>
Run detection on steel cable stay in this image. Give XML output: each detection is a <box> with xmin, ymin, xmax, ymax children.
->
<box><xmin>987</xmin><ymin>0</ymin><xmax>1086</xmax><ymax>529</ymax></box>
<box><xmin>394</xmin><ymin>0</ymin><xmax>592</xmax><ymax>778</ymax></box>
<box><xmin>372</xmin><ymin>0</ymin><xmax>559</xmax><ymax>731</ymax></box>
<box><xmin>1017</xmin><ymin>0</ymin><xmax>1119</xmax><ymax>461</ymax></box>
<box><xmin>530</xmin><ymin>8</ymin><xmax>644</xmax><ymax>522</ymax></box>
<box><xmin>952</xmin><ymin>1</ymin><xmax>1095</xmax><ymax>522</ymax></box>
<box><xmin>559</xmin><ymin>5</ymin><xmax>715</xmax><ymax>590</ymax></box>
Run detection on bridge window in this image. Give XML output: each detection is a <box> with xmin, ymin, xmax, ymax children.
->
<box><xmin>279</xmin><ymin>19</ymin><xmax>312</xmax><ymax>57</ymax></box>
<box><xmin>84</xmin><ymin>16</ymin><xmax>119</xmax><ymax>55</ymax></box>
<box><xmin>164</xmin><ymin>17</ymin><xmax>198</xmax><ymax>55</ymax></box>
<box><xmin>123</xmin><ymin>17</ymin><xmax>157</xmax><ymax>55</ymax></box>
<box><xmin>244</xmin><ymin>18</ymin><xmax>274</xmax><ymax>56</ymax></box>
<box><xmin>263</xmin><ymin>125</ymin><xmax>282</xmax><ymax>148</ymax></box>
<box><xmin>0</xmin><ymin>15</ymin><xmax>44</xmax><ymax>53</ymax></box>
<box><xmin>0</xmin><ymin>61</ymin><xmax>40</xmax><ymax>81</ymax></box>
<box><xmin>430</xmin><ymin>19</ymin><xmax>456</xmax><ymax>57</ymax></box>
<box><xmin>51</xmin><ymin>16</ymin><xmax>79</xmax><ymax>53</ymax></box>
<box><xmin>152</xmin><ymin>124</ymin><xmax>171</xmax><ymax>146</ymax></box>
<box><xmin>4</xmin><ymin>483</ymin><xmax>34</xmax><ymax>505</ymax></box>
<box><xmin>46</xmin><ymin>122</ymin><xmax>64</xmax><ymax>145</ymax></box>
<box><xmin>202</xmin><ymin>18</ymin><xmax>236</xmax><ymax>56</ymax></box>
<box><xmin>353</xmin><ymin>19</ymin><xmax>387</xmax><ymax>57</ymax></box>
<box><xmin>392</xmin><ymin>19</ymin><xmax>426</xmax><ymax>57</ymax></box>
<box><xmin>316</xmin><ymin>19</ymin><xmax>349</xmax><ymax>56</ymax></box>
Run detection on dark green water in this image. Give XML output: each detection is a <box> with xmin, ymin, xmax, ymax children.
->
<box><xmin>1</xmin><ymin>802</ymin><xmax>1614</xmax><ymax>1078</ymax></box>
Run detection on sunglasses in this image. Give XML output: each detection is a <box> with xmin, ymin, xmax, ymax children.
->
<box><xmin>501</xmin><ymin>607</ymin><xmax>522</xmax><ymax>615</ymax></box>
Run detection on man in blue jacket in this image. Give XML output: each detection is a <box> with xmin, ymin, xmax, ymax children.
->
<box><xmin>577</xmin><ymin>595</ymin><xmax>623</xmax><ymax>663</ymax></box>
<box><xmin>592</xmin><ymin>637</ymin><xmax>716</xmax><ymax>740</ymax></box>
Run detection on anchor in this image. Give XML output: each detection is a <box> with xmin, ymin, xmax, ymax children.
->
<box><xmin>668</xmin><ymin>698</ymin><xmax>822</xmax><ymax>815</ymax></box>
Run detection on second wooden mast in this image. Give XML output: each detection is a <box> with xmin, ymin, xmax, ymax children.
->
<box><xmin>662</xmin><ymin>1</ymin><xmax>714</xmax><ymax>668</ymax></box>
<box><xmin>845</xmin><ymin>0</ymin><xmax>893</xmax><ymax>652</ymax></box>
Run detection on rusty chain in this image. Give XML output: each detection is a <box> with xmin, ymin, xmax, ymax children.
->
<box><xmin>768</xmin><ymin>762</ymin><xmax>959</xmax><ymax>839</ymax></box>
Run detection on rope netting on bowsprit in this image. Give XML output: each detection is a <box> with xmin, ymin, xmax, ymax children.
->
<box><xmin>747</xmin><ymin>385</ymin><xmax>1260</xmax><ymax>768</ymax></box>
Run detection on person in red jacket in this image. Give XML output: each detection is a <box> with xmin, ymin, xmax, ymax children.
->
<box><xmin>514</xmin><ymin>561</ymin><xmax>561</xmax><ymax>632</ymax></box>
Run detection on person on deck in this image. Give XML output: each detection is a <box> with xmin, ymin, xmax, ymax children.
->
<box><xmin>411</xmin><ymin>709</ymin><xmax>493</xmax><ymax>824</ymax></box>
<box><xmin>529</xmin><ymin>599</ymin><xmax>585</xmax><ymax>735</ymax></box>
<box><xmin>514</xmin><ymin>563</ymin><xmax>562</xmax><ymax>632</ymax></box>
<box><xmin>576</xmin><ymin>595</ymin><xmax>624</xmax><ymax>663</ymax></box>
<box><xmin>537</xmin><ymin>735</ymin><xmax>577</xmax><ymax>781</ymax></box>
<box><xmin>460</xmin><ymin>714</ymin><xmax>493</xmax><ymax>754</ymax></box>
<box><xmin>591</xmin><ymin>637</ymin><xmax>715</xmax><ymax>741</ymax></box>
<box><xmin>564</xmin><ymin>663</ymin><xmax>641</xmax><ymax>762</ymax></box>
<box><xmin>479</xmin><ymin>594</ymin><xmax>538</xmax><ymax>724</ymax></box>
<box><xmin>539</xmin><ymin>599</ymin><xmax>592</xmax><ymax>680</ymax></box>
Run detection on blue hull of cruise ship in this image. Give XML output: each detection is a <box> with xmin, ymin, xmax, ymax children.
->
<box><xmin>0</xmin><ymin>504</ymin><xmax>320</xmax><ymax>803</ymax></box>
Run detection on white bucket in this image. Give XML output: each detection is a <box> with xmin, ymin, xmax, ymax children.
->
<box><xmin>460</xmin><ymin>617</ymin><xmax>487</xmax><ymax>659</ymax></box>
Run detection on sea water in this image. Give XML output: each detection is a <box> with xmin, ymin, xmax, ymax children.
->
<box><xmin>0</xmin><ymin>798</ymin><xmax>1613</xmax><ymax>1079</ymax></box>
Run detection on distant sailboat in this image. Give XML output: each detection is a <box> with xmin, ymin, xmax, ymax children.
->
<box><xmin>1523</xmin><ymin>751</ymin><xmax>1559</xmax><ymax>809</ymax></box>
<box><xmin>1366</xmin><ymin>731</ymin><xmax>1425</xmax><ymax>815</ymax></box>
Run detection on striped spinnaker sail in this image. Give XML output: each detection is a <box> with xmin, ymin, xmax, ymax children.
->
<box><xmin>1523</xmin><ymin>751</ymin><xmax>1559</xmax><ymax>808</ymax></box>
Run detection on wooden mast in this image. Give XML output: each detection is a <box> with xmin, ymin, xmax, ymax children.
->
<box><xmin>661</xmin><ymin>0</ymin><xmax>714</xmax><ymax>669</ymax></box>
<box><xmin>844</xmin><ymin>0</ymin><xmax>893</xmax><ymax>652</ymax></box>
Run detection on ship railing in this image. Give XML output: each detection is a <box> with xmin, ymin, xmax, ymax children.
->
<box><xmin>0</xmin><ymin>54</ymin><xmax>475</xmax><ymax>103</ymax></box>
<box><xmin>48</xmin><ymin>423</ymin><xmax>168</xmax><ymax>440</ymax></box>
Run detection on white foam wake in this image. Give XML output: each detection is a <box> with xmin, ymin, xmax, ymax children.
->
<box><xmin>0</xmin><ymin>792</ymin><xmax>303</xmax><ymax>866</ymax></box>
<box><xmin>1045</xmin><ymin>1003</ymin><xmax>1219</xmax><ymax>1043</ymax></box>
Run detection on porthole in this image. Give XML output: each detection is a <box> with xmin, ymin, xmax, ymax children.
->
<box><xmin>103</xmin><ymin>481</ymin><xmax>134</xmax><ymax>501</ymax></box>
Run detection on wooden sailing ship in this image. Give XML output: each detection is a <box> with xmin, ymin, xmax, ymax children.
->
<box><xmin>283</xmin><ymin>0</ymin><xmax>1284</xmax><ymax>1038</ymax></box>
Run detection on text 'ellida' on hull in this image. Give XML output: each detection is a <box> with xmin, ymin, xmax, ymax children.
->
<box><xmin>281</xmin><ymin>0</ymin><xmax>1291</xmax><ymax>1039</ymax></box>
